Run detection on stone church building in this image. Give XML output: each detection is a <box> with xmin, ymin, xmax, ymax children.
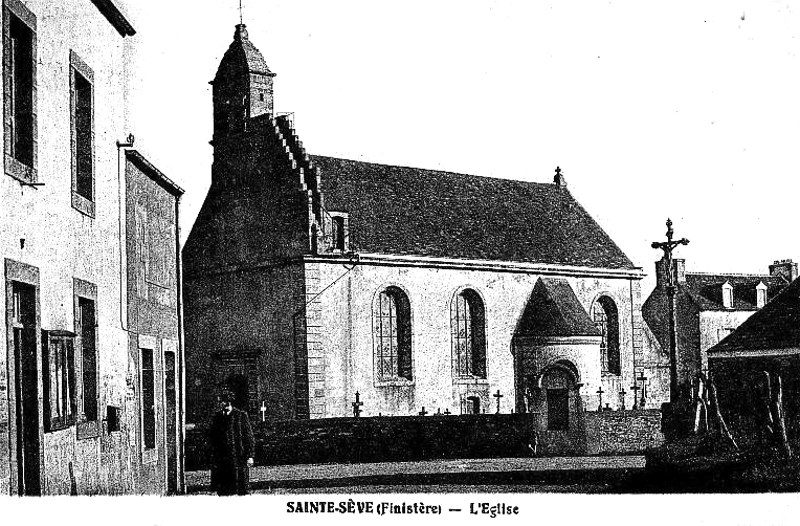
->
<box><xmin>184</xmin><ymin>24</ymin><xmax>663</xmax><ymax>433</ymax></box>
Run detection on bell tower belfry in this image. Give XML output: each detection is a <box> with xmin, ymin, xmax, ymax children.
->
<box><xmin>212</xmin><ymin>24</ymin><xmax>275</xmax><ymax>143</ymax></box>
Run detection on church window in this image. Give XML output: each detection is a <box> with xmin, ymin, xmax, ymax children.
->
<box><xmin>374</xmin><ymin>287</ymin><xmax>412</xmax><ymax>381</ymax></box>
<box><xmin>592</xmin><ymin>296</ymin><xmax>620</xmax><ymax>376</ymax></box>
<box><xmin>451</xmin><ymin>289</ymin><xmax>487</xmax><ymax>379</ymax></box>
<box><xmin>69</xmin><ymin>51</ymin><xmax>94</xmax><ymax>217</ymax></box>
<box><xmin>3</xmin><ymin>0</ymin><xmax>37</xmax><ymax>183</ymax></box>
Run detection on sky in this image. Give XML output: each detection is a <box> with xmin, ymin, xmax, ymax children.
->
<box><xmin>123</xmin><ymin>0</ymin><xmax>800</xmax><ymax>294</ymax></box>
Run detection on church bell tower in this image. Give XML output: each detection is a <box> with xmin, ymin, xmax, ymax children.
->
<box><xmin>212</xmin><ymin>24</ymin><xmax>275</xmax><ymax>144</ymax></box>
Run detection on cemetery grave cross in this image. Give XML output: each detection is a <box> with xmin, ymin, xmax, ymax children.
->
<box><xmin>493</xmin><ymin>389</ymin><xmax>503</xmax><ymax>413</ymax></box>
<box><xmin>352</xmin><ymin>391</ymin><xmax>363</xmax><ymax>418</ymax></box>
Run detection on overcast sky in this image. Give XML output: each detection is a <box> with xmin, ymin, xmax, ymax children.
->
<box><xmin>124</xmin><ymin>1</ymin><xmax>800</xmax><ymax>293</ymax></box>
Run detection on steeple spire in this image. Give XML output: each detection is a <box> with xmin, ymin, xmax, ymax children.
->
<box><xmin>239</xmin><ymin>0</ymin><xmax>243</xmax><ymax>25</ymax></box>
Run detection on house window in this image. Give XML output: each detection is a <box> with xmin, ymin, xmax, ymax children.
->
<box><xmin>374</xmin><ymin>286</ymin><xmax>412</xmax><ymax>381</ymax></box>
<box><xmin>43</xmin><ymin>330</ymin><xmax>76</xmax><ymax>431</ymax></box>
<box><xmin>70</xmin><ymin>51</ymin><xmax>94</xmax><ymax>216</ymax></box>
<box><xmin>3</xmin><ymin>0</ymin><xmax>37</xmax><ymax>182</ymax></box>
<box><xmin>756</xmin><ymin>285</ymin><xmax>767</xmax><ymax>309</ymax></box>
<box><xmin>722</xmin><ymin>282</ymin><xmax>733</xmax><ymax>309</ymax></box>
<box><xmin>78</xmin><ymin>297</ymin><xmax>97</xmax><ymax>421</ymax></box>
<box><xmin>332</xmin><ymin>216</ymin><xmax>346</xmax><ymax>251</ymax></box>
<box><xmin>592</xmin><ymin>296</ymin><xmax>620</xmax><ymax>375</ymax></box>
<box><xmin>451</xmin><ymin>289</ymin><xmax>487</xmax><ymax>378</ymax></box>
<box><xmin>141</xmin><ymin>348</ymin><xmax>156</xmax><ymax>449</ymax></box>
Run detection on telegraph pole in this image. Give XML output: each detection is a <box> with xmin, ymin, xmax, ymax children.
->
<box><xmin>651</xmin><ymin>219</ymin><xmax>689</xmax><ymax>405</ymax></box>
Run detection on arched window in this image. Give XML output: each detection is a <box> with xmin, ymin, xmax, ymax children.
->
<box><xmin>374</xmin><ymin>287</ymin><xmax>412</xmax><ymax>381</ymax></box>
<box><xmin>592</xmin><ymin>296</ymin><xmax>620</xmax><ymax>376</ymax></box>
<box><xmin>451</xmin><ymin>289</ymin><xmax>487</xmax><ymax>378</ymax></box>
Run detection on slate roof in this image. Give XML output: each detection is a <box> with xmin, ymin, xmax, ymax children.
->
<box><xmin>313</xmin><ymin>156</ymin><xmax>636</xmax><ymax>269</ymax></box>
<box><xmin>216</xmin><ymin>25</ymin><xmax>274</xmax><ymax>80</ymax></box>
<box><xmin>682</xmin><ymin>273</ymin><xmax>787</xmax><ymax>312</ymax></box>
<box><xmin>708</xmin><ymin>277</ymin><xmax>800</xmax><ymax>353</ymax></box>
<box><xmin>514</xmin><ymin>278</ymin><xmax>599</xmax><ymax>338</ymax></box>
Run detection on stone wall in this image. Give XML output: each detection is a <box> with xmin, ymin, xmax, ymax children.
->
<box><xmin>187</xmin><ymin>414</ymin><xmax>538</xmax><ymax>469</ymax></box>
<box><xmin>186</xmin><ymin>410</ymin><xmax>663</xmax><ymax>469</ymax></box>
<box><xmin>585</xmin><ymin>410</ymin><xmax>664</xmax><ymax>455</ymax></box>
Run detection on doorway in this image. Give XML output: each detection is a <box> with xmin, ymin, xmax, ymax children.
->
<box><xmin>165</xmin><ymin>351</ymin><xmax>178</xmax><ymax>494</ymax></box>
<box><xmin>11</xmin><ymin>282</ymin><xmax>40</xmax><ymax>495</ymax></box>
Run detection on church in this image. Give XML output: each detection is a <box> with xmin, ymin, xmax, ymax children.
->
<box><xmin>183</xmin><ymin>24</ymin><xmax>664</xmax><ymax>433</ymax></box>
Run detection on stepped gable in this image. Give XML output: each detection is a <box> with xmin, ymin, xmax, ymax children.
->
<box><xmin>312</xmin><ymin>155</ymin><xmax>636</xmax><ymax>269</ymax></box>
<box><xmin>683</xmin><ymin>273</ymin><xmax>786</xmax><ymax>311</ymax></box>
<box><xmin>709</xmin><ymin>277</ymin><xmax>800</xmax><ymax>353</ymax></box>
<box><xmin>515</xmin><ymin>278</ymin><xmax>600</xmax><ymax>338</ymax></box>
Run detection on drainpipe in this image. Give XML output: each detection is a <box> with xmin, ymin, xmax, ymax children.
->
<box><xmin>175</xmin><ymin>194</ymin><xmax>186</xmax><ymax>494</ymax></box>
<box><xmin>116</xmin><ymin>134</ymin><xmax>135</xmax><ymax>330</ymax></box>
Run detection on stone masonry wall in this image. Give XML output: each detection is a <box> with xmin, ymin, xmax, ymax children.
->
<box><xmin>585</xmin><ymin>410</ymin><xmax>664</xmax><ymax>455</ymax></box>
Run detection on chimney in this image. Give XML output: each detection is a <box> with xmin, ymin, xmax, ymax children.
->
<box><xmin>769</xmin><ymin>259</ymin><xmax>798</xmax><ymax>283</ymax></box>
<box><xmin>655</xmin><ymin>257</ymin><xmax>686</xmax><ymax>287</ymax></box>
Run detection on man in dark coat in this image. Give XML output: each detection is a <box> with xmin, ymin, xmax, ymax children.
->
<box><xmin>209</xmin><ymin>391</ymin><xmax>255</xmax><ymax>495</ymax></box>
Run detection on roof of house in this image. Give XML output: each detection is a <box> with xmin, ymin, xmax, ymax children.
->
<box><xmin>90</xmin><ymin>0</ymin><xmax>136</xmax><ymax>37</ymax></box>
<box><xmin>708</xmin><ymin>277</ymin><xmax>800</xmax><ymax>353</ymax></box>
<box><xmin>683</xmin><ymin>273</ymin><xmax>787</xmax><ymax>312</ymax></box>
<box><xmin>313</xmin><ymin>156</ymin><xmax>636</xmax><ymax>269</ymax></box>
<box><xmin>514</xmin><ymin>278</ymin><xmax>600</xmax><ymax>338</ymax></box>
<box><xmin>126</xmin><ymin>150</ymin><xmax>184</xmax><ymax>197</ymax></box>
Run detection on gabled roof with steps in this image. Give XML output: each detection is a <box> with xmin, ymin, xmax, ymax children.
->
<box><xmin>312</xmin><ymin>155</ymin><xmax>636</xmax><ymax>270</ymax></box>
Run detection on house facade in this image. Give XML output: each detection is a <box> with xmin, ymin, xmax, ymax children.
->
<box><xmin>707</xmin><ymin>276</ymin><xmax>800</xmax><ymax>449</ymax></box>
<box><xmin>0</xmin><ymin>0</ymin><xmax>184</xmax><ymax>495</ymax></box>
<box><xmin>183</xmin><ymin>25</ymin><xmax>666</xmax><ymax>447</ymax></box>
<box><xmin>642</xmin><ymin>257</ymin><xmax>795</xmax><ymax>405</ymax></box>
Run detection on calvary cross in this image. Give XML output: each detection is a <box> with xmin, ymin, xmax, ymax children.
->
<box><xmin>493</xmin><ymin>389</ymin><xmax>503</xmax><ymax>413</ymax></box>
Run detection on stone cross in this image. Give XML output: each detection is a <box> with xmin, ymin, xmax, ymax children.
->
<box><xmin>651</xmin><ymin>219</ymin><xmax>690</xmax><ymax>404</ymax></box>
<box><xmin>418</xmin><ymin>407</ymin><xmax>428</xmax><ymax>416</ymax></box>
<box><xmin>493</xmin><ymin>390</ymin><xmax>503</xmax><ymax>413</ymax></box>
<box><xmin>352</xmin><ymin>391</ymin><xmax>363</xmax><ymax>418</ymax></box>
<box><xmin>444</xmin><ymin>409</ymin><xmax>451</xmax><ymax>415</ymax></box>
<box><xmin>637</xmin><ymin>371</ymin><xmax>648</xmax><ymax>408</ymax></box>
<box><xmin>260</xmin><ymin>401</ymin><xmax>267</xmax><ymax>422</ymax></box>
<box><xmin>630</xmin><ymin>382</ymin><xmax>641</xmax><ymax>410</ymax></box>
<box><xmin>596</xmin><ymin>386</ymin><xmax>605</xmax><ymax>411</ymax></box>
